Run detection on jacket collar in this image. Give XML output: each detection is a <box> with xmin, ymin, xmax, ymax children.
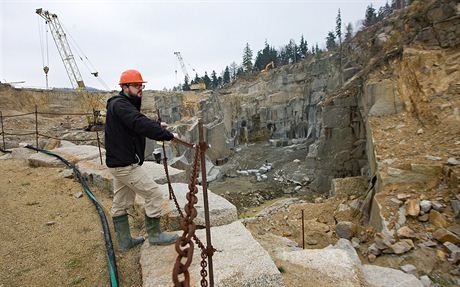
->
<box><xmin>119</xmin><ymin>91</ymin><xmax>142</xmax><ymax>110</ymax></box>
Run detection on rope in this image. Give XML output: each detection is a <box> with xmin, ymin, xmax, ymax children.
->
<box><xmin>24</xmin><ymin>145</ymin><xmax>119</xmax><ymax>287</ymax></box>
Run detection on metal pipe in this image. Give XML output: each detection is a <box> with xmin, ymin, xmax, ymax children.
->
<box><xmin>198</xmin><ymin>119</ymin><xmax>214</xmax><ymax>286</ymax></box>
<box><xmin>0</xmin><ymin>111</ymin><xmax>5</xmax><ymax>150</ymax></box>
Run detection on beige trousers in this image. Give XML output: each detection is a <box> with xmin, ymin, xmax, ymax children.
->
<box><xmin>109</xmin><ymin>164</ymin><xmax>163</xmax><ymax>218</ymax></box>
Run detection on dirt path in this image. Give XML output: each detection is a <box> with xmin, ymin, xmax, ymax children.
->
<box><xmin>0</xmin><ymin>158</ymin><xmax>143</xmax><ymax>287</ymax></box>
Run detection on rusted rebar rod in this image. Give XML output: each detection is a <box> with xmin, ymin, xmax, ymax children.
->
<box><xmin>96</xmin><ymin>131</ymin><xmax>103</xmax><ymax>165</ymax></box>
<box><xmin>198</xmin><ymin>119</ymin><xmax>214</xmax><ymax>287</ymax></box>
<box><xmin>35</xmin><ymin>105</ymin><xmax>39</xmax><ymax>151</ymax></box>
<box><xmin>0</xmin><ymin>111</ymin><xmax>5</xmax><ymax>150</ymax></box>
<box><xmin>302</xmin><ymin>209</ymin><xmax>305</xmax><ymax>249</ymax></box>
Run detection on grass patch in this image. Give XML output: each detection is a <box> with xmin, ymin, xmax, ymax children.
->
<box><xmin>70</xmin><ymin>276</ymin><xmax>86</xmax><ymax>285</ymax></box>
<box><xmin>65</xmin><ymin>258</ymin><xmax>82</xmax><ymax>269</ymax></box>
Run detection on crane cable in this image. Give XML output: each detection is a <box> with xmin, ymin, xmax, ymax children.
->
<box><xmin>60</xmin><ymin>21</ymin><xmax>111</xmax><ymax>90</ymax></box>
<box><xmin>37</xmin><ymin>15</ymin><xmax>50</xmax><ymax>83</ymax></box>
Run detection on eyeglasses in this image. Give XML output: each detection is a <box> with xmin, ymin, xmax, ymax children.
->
<box><xmin>127</xmin><ymin>84</ymin><xmax>145</xmax><ymax>89</ymax></box>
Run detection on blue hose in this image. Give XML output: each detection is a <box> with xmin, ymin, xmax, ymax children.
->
<box><xmin>25</xmin><ymin>145</ymin><xmax>119</xmax><ymax>287</ymax></box>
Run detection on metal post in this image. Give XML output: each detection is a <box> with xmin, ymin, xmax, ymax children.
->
<box><xmin>0</xmin><ymin>111</ymin><xmax>5</xmax><ymax>150</ymax></box>
<box><xmin>35</xmin><ymin>105</ymin><xmax>39</xmax><ymax>151</ymax></box>
<box><xmin>96</xmin><ymin>131</ymin><xmax>103</xmax><ymax>165</ymax></box>
<box><xmin>198</xmin><ymin>119</ymin><xmax>214</xmax><ymax>287</ymax></box>
<box><xmin>301</xmin><ymin>209</ymin><xmax>305</xmax><ymax>249</ymax></box>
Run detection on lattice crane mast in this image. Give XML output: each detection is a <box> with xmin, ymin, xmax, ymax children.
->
<box><xmin>174</xmin><ymin>51</ymin><xmax>190</xmax><ymax>84</ymax></box>
<box><xmin>173</xmin><ymin>51</ymin><xmax>206</xmax><ymax>90</ymax></box>
<box><xmin>36</xmin><ymin>8</ymin><xmax>85</xmax><ymax>89</ymax></box>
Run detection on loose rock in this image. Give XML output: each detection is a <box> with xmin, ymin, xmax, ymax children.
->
<box><xmin>335</xmin><ymin>221</ymin><xmax>356</xmax><ymax>240</ymax></box>
<box><xmin>397</xmin><ymin>226</ymin><xmax>416</xmax><ymax>239</ymax></box>
<box><xmin>406</xmin><ymin>199</ymin><xmax>420</xmax><ymax>217</ymax></box>
<box><xmin>429</xmin><ymin>210</ymin><xmax>447</xmax><ymax>228</ymax></box>
<box><xmin>433</xmin><ymin>228</ymin><xmax>460</xmax><ymax>244</ymax></box>
<box><xmin>420</xmin><ymin>200</ymin><xmax>432</xmax><ymax>213</ymax></box>
<box><xmin>400</xmin><ymin>264</ymin><xmax>417</xmax><ymax>276</ymax></box>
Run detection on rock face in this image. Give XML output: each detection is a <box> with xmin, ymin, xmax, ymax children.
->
<box><xmin>140</xmin><ymin>221</ymin><xmax>285</xmax><ymax>287</ymax></box>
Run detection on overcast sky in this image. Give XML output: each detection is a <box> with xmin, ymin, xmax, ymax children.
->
<box><xmin>1</xmin><ymin>0</ymin><xmax>388</xmax><ymax>91</ymax></box>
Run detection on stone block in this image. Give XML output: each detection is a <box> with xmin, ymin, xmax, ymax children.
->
<box><xmin>28</xmin><ymin>145</ymin><xmax>104</xmax><ymax>167</ymax></box>
<box><xmin>278</xmin><ymin>248</ymin><xmax>361</xmax><ymax>287</ymax></box>
<box><xmin>136</xmin><ymin>183</ymin><xmax>237</xmax><ymax>230</ymax></box>
<box><xmin>362</xmin><ymin>265</ymin><xmax>423</xmax><ymax>287</ymax></box>
<box><xmin>76</xmin><ymin>159</ymin><xmax>186</xmax><ymax>193</ymax></box>
<box><xmin>140</xmin><ymin>221</ymin><xmax>284</xmax><ymax>287</ymax></box>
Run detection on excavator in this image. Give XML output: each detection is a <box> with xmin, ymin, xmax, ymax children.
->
<box><xmin>36</xmin><ymin>8</ymin><xmax>105</xmax><ymax>131</ymax></box>
<box><xmin>261</xmin><ymin>61</ymin><xmax>275</xmax><ymax>73</ymax></box>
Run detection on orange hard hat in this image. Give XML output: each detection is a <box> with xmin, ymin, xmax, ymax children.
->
<box><xmin>119</xmin><ymin>69</ymin><xmax>147</xmax><ymax>85</ymax></box>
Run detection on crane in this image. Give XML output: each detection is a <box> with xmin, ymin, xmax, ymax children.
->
<box><xmin>36</xmin><ymin>8</ymin><xmax>85</xmax><ymax>89</ymax></box>
<box><xmin>174</xmin><ymin>51</ymin><xmax>206</xmax><ymax>90</ymax></box>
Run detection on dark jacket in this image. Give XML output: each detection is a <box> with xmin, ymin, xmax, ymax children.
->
<box><xmin>104</xmin><ymin>92</ymin><xmax>174</xmax><ymax>167</ymax></box>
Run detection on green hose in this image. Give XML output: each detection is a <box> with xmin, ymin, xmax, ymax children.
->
<box><xmin>25</xmin><ymin>145</ymin><xmax>119</xmax><ymax>287</ymax></box>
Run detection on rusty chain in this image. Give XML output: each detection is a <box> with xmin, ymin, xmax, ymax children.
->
<box><xmin>172</xmin><ymin>144</ymin><xmax>200</xmax><ymax>286</ymax></box>
<box><xmin>161</xmin><ymin>139</ymin><xmax>214</xmax><ymax>287</ymax></box>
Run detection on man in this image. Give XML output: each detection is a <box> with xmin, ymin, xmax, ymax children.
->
<box><xmin>105</xmin><ymin>69</ymin><xmax>178</xmax><ymax>251</ymax></box>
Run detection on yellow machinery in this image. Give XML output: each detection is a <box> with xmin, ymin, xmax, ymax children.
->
<box><xmin>261</xmin><ymin>61</ymin><xmax>275</xmax><ymax>73</ymax></box>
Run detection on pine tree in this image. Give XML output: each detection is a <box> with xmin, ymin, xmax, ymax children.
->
<box><xmin>203</xmin><ymin>72</ymin><xmax>211</xmax><ymax>89</ymax></box>
<box><xmin>211</xmin><ymin>70</ymin><xmax>218</xmax><ymax>89</ymax></box>
<box><xmin>336</xmin><ymin>9</ymin><xmax>343</xmax><ymax>86</ymax></box>
<box><xmin>345</xmin><ymin>23</ymin><xmax>353</xmax><ymax>41</ymax></box>
<box><xmin>182</xmin><ymin>76</ymin><xmax>190</xmax><ymax>91</ymax></box>
<box><xmin>229</xmin><ymin>62</ymin><xmax>238</xmax><ymax>80</ymax></box>
<box><xmin>326</xmin><ymin>31</ymin><xmax>337</xmax><ymax>50</ymax></box>
<box><xmin>223</xmin><ymin>66</ymin><xmax>231</xmax><ymax>84</ymax></box>
<box><xmin>254</xmin><ymin>40</ymin><xmax>278</xmax><ymax>71</ymax></box>
<box><xmin>336</xmin><ymin>9</ymin><xmax>342</xmax><ymax>46</ymax></box>
<box><xmin>242</xmin><ymin>43</ymin><xmax>253</xmax><ymax>72</ymax></box>
<box><xmin>377</xmin><ymin>2</ymin><xmax>392</xmax><ymax>21</ymax></box>
<box><xmin>192</xmin><ymin>73</ymin><xmax>199</xmax><ymax>85</ymax></box>
<box><xmin>363</xmin><ymin>4</ymin><xmax>377</xmax><ymax>27</ymax></box>
<box><xmin>299</xmin><ymin>35</ymin><xmax>308</xmax><ymax>58</ymax></box>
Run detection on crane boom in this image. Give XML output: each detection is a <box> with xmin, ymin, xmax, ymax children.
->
<box><xmin>173</xmin><ymin>51</ymin><xmax>190</xmax><ymax>83</ymax></box>
<box><xmin>36</xmin><ymin>8</ymin><xmax>85</xmax><ymax>89</ymax></box>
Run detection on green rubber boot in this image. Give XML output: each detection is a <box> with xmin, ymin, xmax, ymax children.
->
<box><xmin>145</xmin><ymin>214</ymin><xmax>178</xmax><ymax>246</ymax></box>
<box><xmin>112</xmin><ymin>214</ymin><xmax>145</xmax><ymax>251</ymax></box>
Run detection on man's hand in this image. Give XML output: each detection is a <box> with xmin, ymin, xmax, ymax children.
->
<box><xmin>160</xmin><ymin>122</ymin><xmax>168</xmax><ymax>128</ymax></box>
<box><xmin>171</xmin><ymin>133</ymin><xmax>180</xmax><ymax>142</ymax></box>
